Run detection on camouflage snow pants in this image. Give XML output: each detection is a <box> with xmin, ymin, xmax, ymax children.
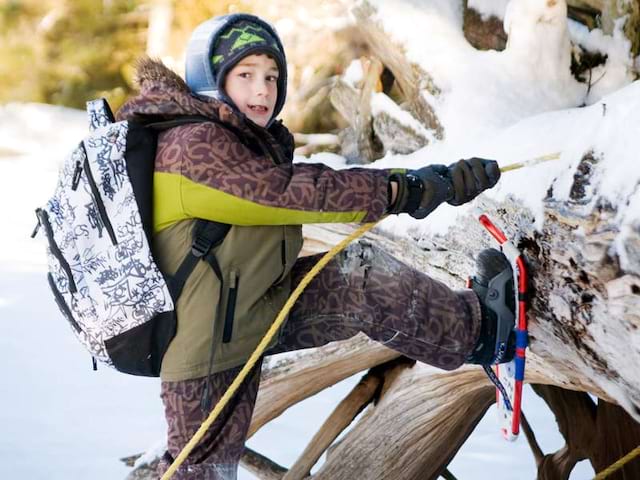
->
<box><xmin>157</xmin><ymin>241</ymin><xmax>482</xmax><ymax>479</ymax></box>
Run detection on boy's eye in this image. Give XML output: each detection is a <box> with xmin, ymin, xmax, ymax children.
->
<box><xmin>266</xmin><ymin>75</ymin><xmax>278</xmax><ymax>82</ymax></box>
<box><xmin>238</xmin><ymin>72</ymin><xmax>251</xmax><ymax>79</ymax></box>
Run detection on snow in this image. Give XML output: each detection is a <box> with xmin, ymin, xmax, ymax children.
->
<box><xmin>2</xmin><ymin>0</ymin><xmax>638</xmax><ymax>478</ymax></box>
<box><xmin>468</xmin><ymin>0</ymin><xmax>510</xmax><ymax>20</ymax></box>
<box><xmin>343</xmin><ymin>58</ymin><xmax>364</xmax><ymax>86</ymax></box>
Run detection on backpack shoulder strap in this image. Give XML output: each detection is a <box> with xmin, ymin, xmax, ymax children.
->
<box><xmin>144</xmin><ymin>115</ymin><xmax>220</xmax><ymax>132</ymax></box>
<box><xmin>167</xmin><ymin>219</ymin><xmax>231</xmax><ymax>301</ymax></box>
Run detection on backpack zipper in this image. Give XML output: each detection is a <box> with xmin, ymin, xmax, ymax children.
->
<box><xmin>36</xmin><ymin>208</ymin><xmax>77</xmax><ymax>294</ymax></box>
<box><xmin>71</xmin><ymin>160</ymin><xmax>83</xmax><ymax>191</ymax></box>
<box><xmin>80</xmin><ymin>143</ymin><xmax>117</xmax><ymax>245</ymax></box>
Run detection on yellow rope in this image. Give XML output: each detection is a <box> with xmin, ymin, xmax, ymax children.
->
<box><xmin>160</xmin><ymin>221</ymin><xmax>380</xmax><ymax>479</ymax></box>
<box><xmin>593</xmin><ymin>445</ymin><xmax>640</xmax><ymax>479</ymax></box>
<box><xmin>161</xmin><ymin>152</ymin><xmax>563</xmax><ymax>479</ymax></box>
<box><xmin>499</xmin><ymin>152</ymin><xmax>561</xmax><ymax>172</ymax></box>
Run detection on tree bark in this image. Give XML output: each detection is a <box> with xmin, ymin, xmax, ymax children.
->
<box><xmin>241</xmin><ymin>447</ymin><xmax>288</xmax><ymax>480</ymax></box>
<box><xmin>463</xmin><ymin>0</ymin><xmax>507</xmax><ymax>51</ymax></box>
<box><xmin>311</xmin><ymin>364</ymin><xmax>494</xmax><ymax>480</ymax></box>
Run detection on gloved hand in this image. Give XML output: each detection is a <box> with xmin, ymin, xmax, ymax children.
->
<box><xmin>389</xmin><ymin>158</ymin><xmax>500</xmax><ymax>219</ymax></box>
<box><xmin>446</xmin><ymin>157</ymin><xmax>500</xmax><ymax>206</ymax></box>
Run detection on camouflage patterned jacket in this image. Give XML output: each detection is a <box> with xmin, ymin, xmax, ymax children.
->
<box><xmin>117</xmin><ymin>59</ymin><xmax>392</xmax><ymax>380</ymax></box>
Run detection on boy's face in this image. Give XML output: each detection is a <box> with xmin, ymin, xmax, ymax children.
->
<box><xmin>224</xmin><ymin>54</ymin><xmax>279</xmax><ymax>127</ymax></box>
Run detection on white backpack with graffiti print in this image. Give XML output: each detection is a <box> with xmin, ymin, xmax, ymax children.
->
<box><xmin>33</xmin><ymin>98</ymin><xmax>227</xmax><ymax>376</ymax></box>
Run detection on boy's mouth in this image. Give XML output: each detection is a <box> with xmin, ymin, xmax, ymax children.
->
<box><xmin>248</xmin><ymin>104</ymin><xmax>269</xmax><ymax>115</ymax></box>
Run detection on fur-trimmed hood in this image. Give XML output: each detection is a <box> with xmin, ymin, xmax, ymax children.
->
<box><xmin>116</xmin><ymin>57</ymin><xmax>244</xmax><ymax>129</ymax></box>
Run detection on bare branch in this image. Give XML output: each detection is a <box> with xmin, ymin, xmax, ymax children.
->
<box><xmin>240</xmin><ymin>447</ymin><xmax>288</xmax><ymax>480</ymax></box>
<box><xmin>520</xmin><ymin>411</ymin><xmax>545</xmax><ymax>466</ymax></box>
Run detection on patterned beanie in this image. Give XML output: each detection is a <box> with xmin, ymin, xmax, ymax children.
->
<box><xmin>212</xmin><ymin>20</ymin><xmax>282</xmax><ymax>75</ymax></box>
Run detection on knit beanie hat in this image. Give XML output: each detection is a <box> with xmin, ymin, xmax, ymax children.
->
<box><xmin>185</xmin><ymin>14</ymin><xmax>287</xmax><ymax>124</ymax></box>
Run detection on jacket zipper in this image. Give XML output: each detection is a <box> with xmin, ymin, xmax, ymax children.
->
<box><xmin>272</xmin><ymin>237</ymin><xmax>287</xmax><ymax>285</ymax></box>
<box><xmin>222</xmin><ymin>272</ymin><xmax>238</xmax><ymax>344</ymax></box>
<box><xmin>47</xmin><ymin>273</ymin><xmax>82</xmax><ymax>333</ymax></box>
<box><xmin>36</xmin><ymin>208</ymin><xmax>77</xmax><ymax>294</ymax></box>
<box><xmin>81</xmin><ymin>143</ymin><xmax>117</xmax><ymax>245</ymax></box>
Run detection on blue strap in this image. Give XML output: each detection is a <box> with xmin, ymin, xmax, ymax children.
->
<box><xmin>515</xmin><ymin>329</ymin><xmax>529</xmax><ymax>349</ymax></box>
<box><xmin>483</xmin><ymin>365</ymin><xmax>513</xmax><ymax>412</ymax></box>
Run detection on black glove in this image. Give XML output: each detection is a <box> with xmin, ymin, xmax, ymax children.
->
<box><xmin>389</xmin><ymin>158</ymin><xmax>500</xmax><ymax>219</ymax></box>
<box><xmin>446</xmin><ymin>157</ymin><xmax>500</xmax><ymax>206</ymax></box>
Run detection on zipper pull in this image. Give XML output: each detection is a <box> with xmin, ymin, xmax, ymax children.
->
<box><xmin>92</xmin><ymin>357</ymin><xmax>98</xmax><ymax>371</ymax></box>
<box><xmin>71</xmin><ymin>160</ymin><xmax>83</xmax><ymax>190</ymax></box>
<box><xmin>31</xmin><ymin>210</ymin><xmax>42</xmax><ymax>238</ymax></box>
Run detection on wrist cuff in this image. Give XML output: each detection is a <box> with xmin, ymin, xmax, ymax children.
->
<box><xmin>387</xmin><ymin>173</ymin><xmax>408</xmax><ymax>214</ymax></box>
<box><xmin>387</xmin><ymin>172</ymin><xmax>423</xmax><ymax>215</ymax></box>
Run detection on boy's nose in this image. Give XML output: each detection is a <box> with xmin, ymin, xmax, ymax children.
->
<box><xmin>254</xmin><ymin>79</ymin><xmax>269</xmax><ymax>96</ymax></box>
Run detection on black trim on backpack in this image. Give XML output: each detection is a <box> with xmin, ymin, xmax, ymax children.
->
<box><xmin>100</xmin><ymin>99</ymin><xmax>116</xmax><ymax>124</ymax></box>
<box><xmin>123</xmin><ymin>124</ymin><xmax>159</xmax><ymax>243</ymax></box>
<box><xmin>104</xmin><ymin>310</ymin><xmax>177</xmax><ymax>377</ymax></box>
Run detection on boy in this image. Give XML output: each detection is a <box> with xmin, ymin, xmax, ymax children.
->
<box><xmin>117</xmin><ymin>13</ymin><xmax>513</xmax><ymax>480</ymax></box>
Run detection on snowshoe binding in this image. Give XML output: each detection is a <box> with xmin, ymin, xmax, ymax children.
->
<box><xmin>467</xmin><ymin>248</ymin><xmax>516</xmax><ymax>365</ymax></box>
<box><xmin>467</xmin><ymin>213</ymin><xmax>530</xmax><ymax>441</ymax></box>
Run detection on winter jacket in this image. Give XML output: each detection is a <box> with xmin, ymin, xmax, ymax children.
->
<box><xmin>117</xmin><ymin>58</ymin><xmax>392</xmax><ymax>381</ymax></box>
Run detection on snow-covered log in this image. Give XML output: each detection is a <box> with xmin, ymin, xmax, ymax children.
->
<box><xmin>330</xmin><ymin>57</ymin><xmax>385</xmax><ymax>162</ymax></box>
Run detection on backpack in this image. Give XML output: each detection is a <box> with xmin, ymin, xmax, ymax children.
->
<box><xmin>32</xmin><ymin>98</ymin><xmax>229</xmax><ymax>376</ymax></box>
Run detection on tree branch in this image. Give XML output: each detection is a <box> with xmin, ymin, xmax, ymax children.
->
<box><xmin>241</xmin><ymin>447</ymin><xmax>288</xmax><ymax>480</ymax></box>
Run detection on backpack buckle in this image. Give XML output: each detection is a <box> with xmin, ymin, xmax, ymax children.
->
<box><xmin>191</xmin><ymin>235</ymin><xmax>212</xmax><ymax>258</ymax></box>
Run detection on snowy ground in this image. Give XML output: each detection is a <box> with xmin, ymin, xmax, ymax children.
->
<box><xmin>3</xmin><ymin>0</ymin><xmax>639</xmax><ymax>477</ymax></box>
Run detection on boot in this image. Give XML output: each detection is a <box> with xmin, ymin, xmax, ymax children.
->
<box><xmin>466</xmin><ymin>248</ymin><xmax>516</xmax><ymax>365</ymax></box>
